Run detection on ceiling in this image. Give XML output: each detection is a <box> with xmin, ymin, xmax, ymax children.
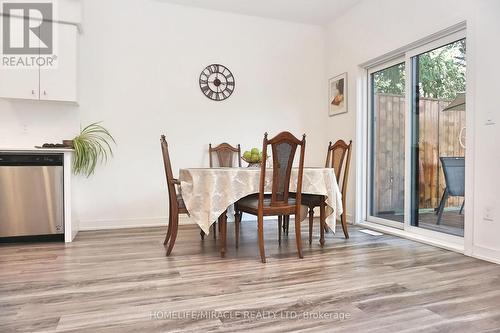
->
<box><xmin>159</xmin><ymin>0</ymin><xmax>361</xmax><ymax>25</ymax></box>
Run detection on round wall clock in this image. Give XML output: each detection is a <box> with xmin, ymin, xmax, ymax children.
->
<box><xmin>199</xmin><ymin>64</ymin><xmax>235</xmax><ymax>101</ymax></box>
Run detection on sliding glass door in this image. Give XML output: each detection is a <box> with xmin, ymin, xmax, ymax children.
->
<box><xmin>410</xmin><ymin>38</ymin><xmax>466</xmax><ymax>237</ymax></box>
<box><xmin>366</xmin><ymin>30</ymin><xmax>466</xmax><ymax>241</ymax></box>
<box><xmin>368</xmin><ymin>61</ymin><xmax>406</xmax><ymax>227</ymax></box>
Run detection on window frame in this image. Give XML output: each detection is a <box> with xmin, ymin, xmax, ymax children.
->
<box><xmin>359</xmin><ymin>24</ymin><xmax>467</xmax><ymax>248</ymax></box>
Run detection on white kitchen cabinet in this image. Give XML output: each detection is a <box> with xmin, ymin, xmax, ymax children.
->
<box><xmin>0</xmin><ymin>63</ymin><xmax>41</xmax><ymax>100</ymax></box>
<box><xmin>40</xmin><ymin>23</ymin><xmax>78</xmax><ymax>102</ymax></box>
<box><xmin>0</xmin><ymin>17</ymin><xmax>40</xmax><ymax>100</ymax></box>
<box><xmin>0</xmin><ymin>20</ymin><xmax>78</xmax><ymax>103</ymax></box>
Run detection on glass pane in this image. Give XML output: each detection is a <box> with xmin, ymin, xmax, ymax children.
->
<box><xmin>370</xmin><ymin>62</ymin><xmax>406</xmax><ymax>223</ymax></box>
<box><xmin>411</xmin><ymin>39</ymin><xmax>466</xmax><ymax>237</ymax></box>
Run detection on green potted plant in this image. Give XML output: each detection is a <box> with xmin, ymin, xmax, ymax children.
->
<box><xmin>69</xmin><ymin>122</ymin><xmax>116</xmax><ymax>177</ymax></box>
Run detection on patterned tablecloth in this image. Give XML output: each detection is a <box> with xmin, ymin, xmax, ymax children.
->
<box><xmin>179</xmin><ymin>167</ymin><xmax>343</xmax><ymax>235</ymax></box>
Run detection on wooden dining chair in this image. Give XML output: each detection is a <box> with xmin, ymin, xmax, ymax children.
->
<box><xmin>160</xmin><ymin>135</ymin><xmax>188</xmax><ymax>256</ymax></box>
<box><xmin>234</xmin><ymin>131</ymin><xmax>307</xmax><ymax>263</ymax></box>
<box><xmin>285</xmin><ymin>140</ymin><xmax>352</xmax><ymax>244</ymax></box>
<box><xmin>205</xmin><ymin>143</ymin><xmax>242</xmax><ymax>241</ymax></box>
<box><xmin>209</xmin><ymin>143</ymin><xmax>242</xmax><ymax>168</ymax></box>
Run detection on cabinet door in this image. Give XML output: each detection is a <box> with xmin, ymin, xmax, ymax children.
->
<box><xmin>0</xmin><ymin>16</ymin><xmax>40</xmax><ymax>100</ymax></box>
<box><xmin>39</xmin><ymin>23</ymin><xmax>77</xmax><ymax>102</ymax></box>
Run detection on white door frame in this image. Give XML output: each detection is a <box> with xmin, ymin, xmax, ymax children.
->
<box><xmin>356</xmin><ymin>22</ymin><xmax>471</xmax><ymax>252</ymax></box>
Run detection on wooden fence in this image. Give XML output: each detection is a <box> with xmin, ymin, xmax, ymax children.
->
<box><xmin>374</xmin><ymin>94</ymin><xmax>466</xmax><ymax>213</ymax></box>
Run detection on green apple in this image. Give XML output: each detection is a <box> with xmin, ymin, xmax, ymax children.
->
<box><xmin>243</xmin><ymin>151</ymin><xmax>252</xmax><ymax>160</ymax></box>
<box><xmin>251</xmin><ymin>148</ymin><xmax>260</xmax><ymax>155</ymax></box>
<box><xmin>251</xmin><ymin>153</ymin><xmax>260</xmax><ymax>163</ymax></box>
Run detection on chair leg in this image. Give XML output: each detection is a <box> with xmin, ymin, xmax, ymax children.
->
<box><xmin>285</xmin><ymin>215</ymin><xmax>290</xmax><ymax>236</ymax></box>
<box><xmin>308</xmin><ymin>207</ymin><xmax>314</xmax><ymax>245</ymax></box>
<box><xmin>220</xmin><ymin>213</ymin><xmax>227</xmax><ymax>258</ymax></box>
<box><xmin>213</xmin><ymin>221</ymin><xmax>217</xmax><ymax>239</ymax></box>
<box><xmin>281</xmin><ymin>215</ymin><xmax>286</xmax><ymax>233</ymax></box>
<box><xmin>166</xmin><ymin>213</ymin><xmax>179</xmax><ymax>256</ymax></box>
<box><xmin>295</xmin><ymin>215</ymin><xmax>303</xmax><ymax>259</ymax></box>
<box><xmin>436</xmin><ymin>188</ymin><xmax>449</xmax><ymax>225</ymax></box>
<box><xmin>235</xmin><ymin>211</ymin><xmax>241</xmax><ymax>249</ymax></box>
<box><xmin>200</xmin><ymin>229</ymin><xmax>205</xmax><ymax>240</ymax></box>
<box><xmin>258</xmin><ymin>214</ymin><xmax>266</xmax><ymax>263</ymax></box>
<box><xmin>278</xmin><ymin>217</ymin><xmax>282</xmax><ymax>246</ymax></box>
<box><xmin>164</xmin><ymin>208</ymin><xmax>173</xmax><ymax>245</ymax></box>
<box><xmin>323</xmin><ymin>213</ymin><xmax>329</xmax><ymax>233</ymax></box>
<box><xmin>320</xmin><ymin>201</ymin><xmax>325</xmax><ymax>247</ymax></box>
<box><xmin>341</xmin><ymin>208</ymin><xmax>349</xmax><ymax>239</ymax></box>
<box><xmin>459</xmin><ymin>200</ymin><xmax>465</xmax><ymax>215</ymax></box>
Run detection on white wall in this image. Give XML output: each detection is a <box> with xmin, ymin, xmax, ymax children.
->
<box><xmin>325</xmin><ymin>0</ymin><xmax>500</xmax><ymax>263</ymax></box>
<box><xmin>1</xmin><ymin>0</ymin><xmax>327</xmax><ymax>229</ymax></box>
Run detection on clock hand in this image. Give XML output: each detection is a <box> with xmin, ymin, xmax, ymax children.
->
<box><xmin>208</xmin><ymin>80</ymin><xmax>228</xmax><ymax>84</ymax></box>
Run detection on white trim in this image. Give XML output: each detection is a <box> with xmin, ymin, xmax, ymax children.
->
<box><xmin>406</xmin><ymin>225</ymin><xmax>464</xmax><ymax>246</ymax></box>
<box><xmin>79</xmin><ymin>216</ymin><xmax>190</xmax><ymax>231</ymax></box>
<box><xmin>472</xmin><ymin>245</ymin><xmax>500</xmax><ymax>265</ymax></box>
<box><xmin>355</xmin><ymin>66</ymin><xmax>368</xmax><ymax>225</ymax></box>
<box><xmin>463</xmin><ymin>22</ymin><xmax>476</xmax><ymax>256</ymax></box>
<box><xmin>406</xmin><ymin>30</ymin><xmax>466</xmax><ymax>59</ymax></box>
<box><xmin>366</xmin><ymin>216</ymin><xmax>404</xmax><ymax>229</ymax></box>
<box><xmin>403</xmin><ymin>50</ymin><xmax>413</xmax><ymax>232</ymax></box>
<box><xmin>357</xmin><ymin>22</ymin><xmax>471</xmax><ymax>252</ymax></box>
<box><xmin>63</xmin><ymin>152</ymin><xmax>77</xmax><ymax>242</ymax></box>
<box><xmin>359</xmin><ymin>221</ymin><xmax>464</xmax><ymax>253</ymax></box>
<box><xmin>78</xmin><ymin>215</ymin><xmax>278</xmax><ymax>231</ymax></box>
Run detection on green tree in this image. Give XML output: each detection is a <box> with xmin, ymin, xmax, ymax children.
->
<box><xmin>374</xmin><ymin>39</ymin><xmax>466</xmax><ymax>99</ymax></box>
<box><xmin>373</xmin><ymin>63</ymin><xmax>405</xmax><ymax>95</ymax></box>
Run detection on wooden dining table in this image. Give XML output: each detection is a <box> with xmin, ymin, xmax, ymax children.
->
<box><xmin>178</xmin><ymin>167</ymin><xmax>343</xmax><ymax>256</ymax></box>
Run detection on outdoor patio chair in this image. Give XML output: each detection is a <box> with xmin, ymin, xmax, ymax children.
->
<box><xmin>436</xmin><ymin>157</ymin><xmax>465</xmax><ymax>225</ymax></box>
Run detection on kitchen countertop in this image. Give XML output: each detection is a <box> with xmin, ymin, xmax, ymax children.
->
<box><xmin>0</xmin><ymin>147</ymin><xmax>74</xmax><ymax>153</ymax></box>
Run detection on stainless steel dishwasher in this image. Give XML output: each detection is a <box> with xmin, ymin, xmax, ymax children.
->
<box><xmin>0</xmin><ymin>153</ymin><xmax>64</xmax><ymax>241</ymax></box>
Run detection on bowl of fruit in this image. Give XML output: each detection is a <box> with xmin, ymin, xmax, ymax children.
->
<box><xmin>242</xmin><ymin>148</ymin><xmax>263</xmax><ymax>167</ymax></box>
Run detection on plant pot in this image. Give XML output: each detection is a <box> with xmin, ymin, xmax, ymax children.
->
<box><xmin>62</xmin><ymin>140</ymin><xmax>74</xmax><ymax>148</ymax></box>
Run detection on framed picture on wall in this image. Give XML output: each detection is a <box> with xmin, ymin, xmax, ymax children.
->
<box><xmin>329</xmin><ymin>72</ymin><xmax>347</xmax><ymax>116</ymax></box>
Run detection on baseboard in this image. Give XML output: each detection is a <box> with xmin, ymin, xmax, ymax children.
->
<box><xmin>472</xmin><ymin>245</ymin><xmax>500</xmax><ymax>264</ymax></box>
<box><xmin>78</xmin><ymin>215</ymin><xmax>280</xmax><ymax>231</ymax></box>
<box><xmin>79</xmin><ymin>216</ymin><xmax>190</xmax><ymax>231</ymax></box>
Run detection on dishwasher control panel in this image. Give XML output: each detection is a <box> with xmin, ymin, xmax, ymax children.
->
<box><xmin>0</xmin><ymin>154</ymin><xmax>63</xmax><ymax>166</ymax></box>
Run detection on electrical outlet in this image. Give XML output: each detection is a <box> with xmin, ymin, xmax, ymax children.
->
<box><xmin>485</xmin><ymin>112</ymin><xmax>496</xmax><ymax>125</ymax></box>
<box><xmin>484</xmin><ymin>206</ymin><xmax>494</xmax><ymax>222</ymax></box>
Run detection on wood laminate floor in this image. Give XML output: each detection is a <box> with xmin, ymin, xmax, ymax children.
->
<box><xmin>1</xmin><ymin>221</ymin><xmax>500</xmax><ymax>333</ymax></box>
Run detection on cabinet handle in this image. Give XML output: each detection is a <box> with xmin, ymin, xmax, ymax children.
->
<box><xmin>31</xmin><ymin>90</ymin><xmax>35</xmax><ymax>95</ymax></box>
<box><xmin>43</xmin><ymin>90</ymin><xmax>47</xmax><ymax>96</ymax></box>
